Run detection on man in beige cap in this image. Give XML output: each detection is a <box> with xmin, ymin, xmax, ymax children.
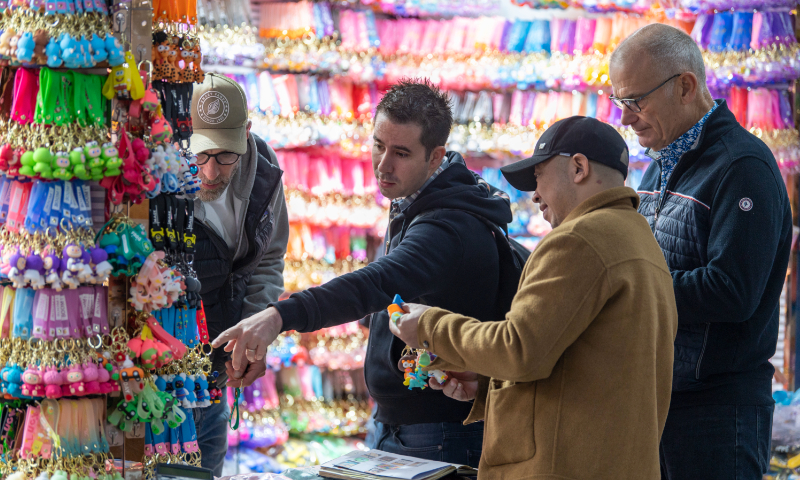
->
<box><xmin>190</xmin><ymin>73</ymin><xmax>289</xmax><ymax>475</ymax></box>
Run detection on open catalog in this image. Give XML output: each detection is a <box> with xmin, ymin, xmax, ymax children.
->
<box><xmin>319</xmin><ymin>450</ymin><xmax>478</xmax><ymax>480</ymax></box>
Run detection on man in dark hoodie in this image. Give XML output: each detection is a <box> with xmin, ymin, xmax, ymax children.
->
<box><xmin>212</xmin><ymin>79</ymin><xmax>513</xmax><ymax>466</ymax></box>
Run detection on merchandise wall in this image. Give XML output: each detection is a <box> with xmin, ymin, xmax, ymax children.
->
<box><xmin>0</xmin><ymin>0</ymin><xmax>795</xmax><ymax>478</ymax></box>
<box><xmin>192</xmin><ymin>0</ymin><xmax>800</xmax><ymax>476</ymax></box>
<box><xmin>0</xmin><ymin>0</ymin><xmax>218</xmax><ymax>479</ymax></box>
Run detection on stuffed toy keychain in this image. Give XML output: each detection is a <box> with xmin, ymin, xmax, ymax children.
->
<box><xmin>389</xmin><ymin>295</ymin><xmax>448</xmax><ymax>390</ymax></box>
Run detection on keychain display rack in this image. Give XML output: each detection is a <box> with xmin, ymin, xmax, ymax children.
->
<box><xmin>0</xmin><ymin>0</ymin><xmax>218</xmax><ymax>478</ymax></box>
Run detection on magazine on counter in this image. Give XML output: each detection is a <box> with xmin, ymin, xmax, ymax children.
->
<box><xmin>318</xmin><ymin>450</ymin><xmax>477</xmax><ymax>480</ymax></box>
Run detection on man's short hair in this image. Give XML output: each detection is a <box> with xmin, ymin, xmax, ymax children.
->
<box><xmin>611</xmin><ymin>24</ymin><xmax>707</xmax><ymax>88</ymax></box>
<box><xmin>375</xmin><ymin>79</ymin><xmax>453</xmax><ymax>160</ymax></box>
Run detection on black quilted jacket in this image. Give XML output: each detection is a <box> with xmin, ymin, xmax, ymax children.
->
<box><xmin>637</xmin><ymin>100</ymin><xmax>792</xmax><ymax>406</ymax></box>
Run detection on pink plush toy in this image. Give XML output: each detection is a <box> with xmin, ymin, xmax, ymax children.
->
<box><xmin>66</xmin><ymin>364</ymin><xmax>86</xmax><ymax>396</ymax></box>
<box><xmin>21</xmin><ymin>366</ymin><xmax>43</xmax><ymax>397</ymax></box>
<box><xmin>82</xmin><ymin>361</ymin><xmax>101</xmax><ymax>395</ymax></box>
<box><xmin>43</xmin><ymin>365</ymin><xmax>63</xmax><ymax>399</ymax></box>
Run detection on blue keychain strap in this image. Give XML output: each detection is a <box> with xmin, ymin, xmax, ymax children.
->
<box><xmin>169</xmin><ymin>424</ymin><xmax>180</xmax><ymax>454</ymax></box>
<box><xmin>176</xmin><ymin>308</ymin><xmax>184</xmax><ymax>343</ymax></box>
<box><xmin>179</xmin><ymin>407</ymin><xmax>197</xmax><ymax>453</ymax></box>
<box><xmin>48</xmin><ymin>181</ymin><xmax>62</xmax><ymax>228</ymax></box>
<box><xmin>12</xmin><ymin>288</ymin><xmax>35</xmax><ymax>339</ymax></box>
<box><xmin>25</xmin><ymin>181</ymin><xmax>52</xmax><ymax>232</ymax></box>
<box><xmin>73</xmin><ymin>180</ymin><xmax>90</xmax><ymax>227</ymax></box>
<box><xmin>162</xmin><ymin>307</ymin><xmax>175</xmax><ymax>338</ymax></box>
<box><xmin>187</xmin><ymin>308</ymin><xmax>197</xmax><ymax>348</ymax></box>
<box><xmin>39</xmin><ymin>182</ymin><xmax>55</xmax><ymax>231</ymax></box>
<box><xmin>60</xmin><ymin>181</ymin><xmax>75</xmax><ymax>225</ymax></box>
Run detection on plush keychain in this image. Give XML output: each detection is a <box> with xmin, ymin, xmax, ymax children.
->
<box><xmin>33</xmin><ymin>30</ymin><xmax>48</xmax><ymax>64</ymax></box>
<box><xmin>23</xmin><ymin>251</ymin><xmax>45</xmax><ymax>289</ymax></box>
<box><xmin>8</xmin><ymin>247</ymin><xmax>26</xmax><ymax>288</ymax></box>
<box><xmin>60</xmin><ymin>243</ymin><xmax>84</xmax><ymax>289</ymax></box>
<box><xmin>51</xmin><ymin>151</ymin><xmax>72</xmax><ymax>180</ymax></box>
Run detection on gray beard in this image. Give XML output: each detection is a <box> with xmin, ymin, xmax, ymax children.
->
<box><xmin>197</xmin><ymin>185</ymin><xmax>227</xmax><ymax>202</ymax></box>
<box><xmin>197</xmin><ymin>163</ymin><xmax>240</xmax><ymax>202</ymax></box>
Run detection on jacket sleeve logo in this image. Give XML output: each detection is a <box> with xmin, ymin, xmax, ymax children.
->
<box><xmin>739</xmin><ymin>197</ymin><xmax>753</xmax><ymax>211</ymax></box>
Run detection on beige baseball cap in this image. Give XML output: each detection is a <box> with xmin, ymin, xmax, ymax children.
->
<box><xmin>191</xmin><ymin>73</ymin><xmax>250</xmax><ymax>155</ymax></box>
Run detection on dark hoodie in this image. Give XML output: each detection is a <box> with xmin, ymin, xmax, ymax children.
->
<box><xmin>275</xmin><ymin>152</ymin><xmax>513</xmax><ymax>425</ymax></box>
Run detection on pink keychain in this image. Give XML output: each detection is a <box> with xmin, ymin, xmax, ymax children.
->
<box><xmin>31</xmin><ymin>288</ymin><xmax>51</xmax><ymax>340</ymax></box>
<box><xmin>92</xmin><ymin>285</ymin><xmax>109</xmax><ymax>335</ymax></box>
<box><xmin>77</xmin><ymin>285</ymin><xmax>95</xmax><ymax>337</ymax></box>
<box><xmin>10</xmin><ymin>67</ymin><xmax>38</xmax><ymax>124</ymax></box>
<box><xmin>43</xmin><ymin>365</ymin><xmax>63</xmax><ymax>398</ymax></box>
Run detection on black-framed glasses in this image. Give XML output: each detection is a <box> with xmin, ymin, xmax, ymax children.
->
<box><xmin>195</xmin><ymin>151</ymin><xmax>241</xmax><ymax>165</ymax></box>
<box><xmin>609</xmin><ymin>73</ymin><xmax>682</xmax><ymax>113</ymax></box>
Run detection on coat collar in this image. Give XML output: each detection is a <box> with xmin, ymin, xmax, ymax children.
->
<box><xmin>561</xmin><ymin>186</ymin><xmax>640</xmax><ymax>225</ymax></box>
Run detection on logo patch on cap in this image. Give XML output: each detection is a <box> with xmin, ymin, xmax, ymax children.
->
<box><xmin>197</xmin><ymin>91</ymin><xmax>230</xmax><ymax>125</ymax></box>
<box><xmin>539</xmin><ymin>143</ymin><xmax>546</xmax><ymax>150</ymax></box>
<box><xmin>739</xmin><ymin>198</ymin><xmax>753</xmax><ymax>211</ymax></box>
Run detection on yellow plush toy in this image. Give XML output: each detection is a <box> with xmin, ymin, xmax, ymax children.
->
<box><xmin>102</xmin><ymin>51</ymin><xmax>145</xmax><ymax>100</ymax></box>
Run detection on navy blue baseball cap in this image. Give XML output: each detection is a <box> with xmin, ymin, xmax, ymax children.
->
<box><xmin>500</xmin><ymin>116</ymin><xmax>629</xmax><ymax>192</ymax></box>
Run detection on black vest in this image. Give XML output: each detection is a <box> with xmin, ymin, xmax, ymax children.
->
<box><xmin>194</xmin><ymin>135</ymin><xmax>282</xmax><ymax>381</ymax></box>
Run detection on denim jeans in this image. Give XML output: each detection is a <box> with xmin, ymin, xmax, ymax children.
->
<box><xmin>193</xmin><ymin>388</ymin><xmax>231</xmax><ymax>477</ymax></box>
<box><xmin>660</xmin><ymin>404</ymin><xmax>773</xmax><ymax>480</ymax></box>
<box><xmin>370</xmin><ymin>420</ymin><xmax>484</xmax><ymax>468</ymax></box>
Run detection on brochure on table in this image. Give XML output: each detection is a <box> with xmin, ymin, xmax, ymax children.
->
<box><xmin>321</xmin><ymin>450</ymin><xmax>475</xmax><ymax>479</ymax></box>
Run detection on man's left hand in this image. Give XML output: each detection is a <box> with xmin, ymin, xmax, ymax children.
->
<box><xmin>225</xmin><ymin>359</ymin><xmax>267</xmax><ymax>388</ymax></box>
<box><xmin>389</xmin><ymin>303</ymin><xmax>432</xmax><ymax>349</ymax></box>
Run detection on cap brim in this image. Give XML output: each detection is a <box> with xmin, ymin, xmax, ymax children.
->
<box><xmin>191</xmin><ymin>126</ymin><xmax>248</xmax><ymax>155</ymax></box>
<box><xmin>500</xmin><ymin>154</ymin><xmax>553</xmax><ymax>192</ymax></box>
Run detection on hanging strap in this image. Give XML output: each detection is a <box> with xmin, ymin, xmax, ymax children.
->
<box><xmin>0</xmin><ymin>286</ymin><xmax>14</xmax><ymax>339</ymax></box>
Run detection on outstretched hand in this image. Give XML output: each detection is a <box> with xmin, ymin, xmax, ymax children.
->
<box><xmin>211</xmin><ymin>307</ymin><xmax>283</xmax><ymax>371</ymax></box>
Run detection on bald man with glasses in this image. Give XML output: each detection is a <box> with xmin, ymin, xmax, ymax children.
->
<box><xmin>610</xmin><ymin>24</ymin><xmax>791</xmax><ymax>480</ymax></box>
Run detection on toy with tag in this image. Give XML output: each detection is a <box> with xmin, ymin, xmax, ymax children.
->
<box><xmin>417</xmin><ymin>351</ymin><xmax>447</xmax><ymax>385</ymax></box>
<box><xmin>89</xmin><ymin>34</ymin><xmax>107</xmax><ymax>64</ymax></box>
<box><xmin>101</xmin><ymin>142</ymin><xmax>121</xmax><ymax>177</ymax></box>
<box><xmin>17</xmin><ymin>150</ymin><xmax>33</xmax><ymax>177</ymax></box>
<box><xmin>0</xmin><ymin>29</ymin><xmax>16</xmax><ymax>57</ymax></box>
<box><xmin>105</xmin><ymin>35</ymin><xmax>124</xmax><ymax>66</ymax></box>
<box><xmin>15</xmin><ymin>31</ymin><xmax>34</xmax><ymax>63</ymax></box>
<box><xmin>61</xmin><ymin>243</ymin><xmax>84</xmax><ymax>289</ymax></box>
<box><xmin>43</xmin><ymin>251</ymin><xmax>62</xmax><ymax>291</ymax></box>
<box><xmin>23</xmin><ymin>252</ymin><xmax>45</xmax><ymax>289</ymax></box>
<box><xmin>89</xmin><ymin>246</ymin><xmax>112</xmax><ymax>283</ymax></box>
<box><xmin>398</xmin><ymin>354</ymin><xmax>416</xmax><ymax>387</ymax></box>
<box><xmin>60</xmin><ymin>34</ymin><xmax>81</xmax><ymax>69</ymax></box>
<box><xmin>21</xmin><ymin>365</ymin><xmax>44</xmax><ymax>398</ymax></box>
<box><xmin>33</xmin><ymin>30</ymin><xmax>48</xmax><ymax>65</ymax></box>
<box><xmin>191</xmin><ymin>41</ymin><xmax>205</xmax><ymax>83</ymax></box>
<box><xmin>84</xmin><ymin>141</ymin><xmax>104</xmax><ymax>180</ymax></box>
<box><xmin>45</xmin><ymin>37</ymin><xmax>62</xmax><ymax>67</ymax></box>
<box><xmin>43</xmin><ymin>365</ymin><xmax>63</xmax><ymax>398</ymax></box>
<box><xmin>70</xmin><ymin>147</ymin><xmax>89</xmax><ymax>180</ymax></box>
<box><xmin>66</xmin><ymin>364</ymin><xmax>86</xmax><ymax>396</ymax></box>
<box><xmin>8</xmin><ymin>248</ymin><xmax>26</xmax><ymax>288</ymax></box>
<box><xmin>102</xmin><ymin>51</ymin><xmax>145</xmax><ymax>100</ymax></box>
<box><xmin>51</xmin><ymin>151</ymin><xmax>72</xmax><ymax>180</ymax></box>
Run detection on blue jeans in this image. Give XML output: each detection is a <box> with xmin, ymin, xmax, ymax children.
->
<box><xmin>193</xmin><ymin>388</ymin><xmax>231</xmax><ymax>477</ymax></box>
<box><xmin>370</xmin><ymin>420</ymin><xmax>484</xmax><ymax>468</ymax></box>
<box><xmin>660</xmin><ymin>404</ymin><xmax>773</xmax><ymax>480</ymax></box>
